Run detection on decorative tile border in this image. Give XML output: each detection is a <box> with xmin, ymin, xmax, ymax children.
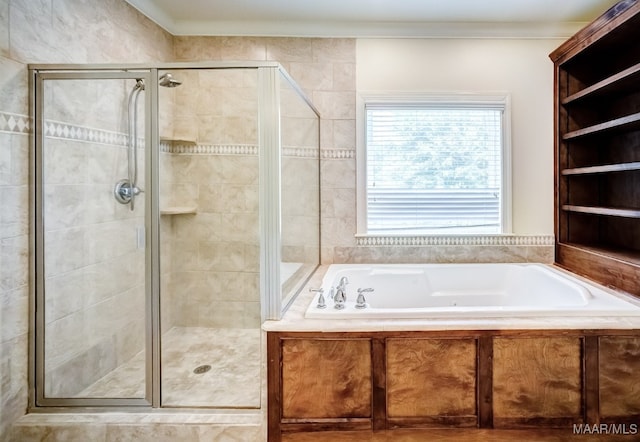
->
<box><xmin>161</xmin><ymin>142</ymin><xmax>259</xmax><ymax>156</ymax></box>
<box><xmin>164</xmin><ymin>143</ymin><xmax>319</xmax><ymax>158</ymax></box>
<box><xmin>282</xmin><ymin>146</ymin><xmax>319</xmax><ymax>158</ymax></box>
<box><xmin>355</xmin><ymin>234</ymin><xmax>555</xmax><ymax>247</ymax></box>
<box><xmin>0</xmin><ymin>112</ymin><xmax>31</xmax><ymax>135</ymax></box>
<box><xmin>321</xmin><ymin>148</ymin><xmax>355</xmax><ymax>159</ymax></box>
<box><xmin>7</xmin><ymin>111</ymin><xmax>325</xmax><ymax>159</ymax></box>
<box><xmin>44</xmin><ymin>119</ymin><xmax>129</xmax><ymax>146</ymax></box>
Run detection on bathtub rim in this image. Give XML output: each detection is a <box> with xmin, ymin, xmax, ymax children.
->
<box><xmin>263</xmin><ymin>263</ymin><xmax>640</xmax><ymax>332</ymax></box>
<box><xmin>307</xmin><ymin>263</ymin><xmax>640</xmax><ymax>319</ymax></box>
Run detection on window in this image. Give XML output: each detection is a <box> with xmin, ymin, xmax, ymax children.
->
<box><xmin>357</xmin><ymin>94</ymin><xmax>511</xmax><ymax>235</ymax></box>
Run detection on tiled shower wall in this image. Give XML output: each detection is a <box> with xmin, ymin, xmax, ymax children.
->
<box><xmin>159</xmin><ymin>68</ymin><xmax>262</xmax><ymax>329</ymax></box>
<box><xmin>173</xmin><ymin>37</ymin><xmax>359</xmax><ymax>264</ymax></box>
<box><xmin>0</xmin><ymin>0</ymin><xmax>172</xmax><ymax>437</ymax></box>
<box><xmin>159</xmin><ymin>67</ymin><xmax>321</xmax><ymax>329</ymax></box>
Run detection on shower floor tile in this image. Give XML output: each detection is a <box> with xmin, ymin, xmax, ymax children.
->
<box><xmin>77</xmin><ymin>327</ymin><xmax>261</xmax><ymax>408</ymax></box>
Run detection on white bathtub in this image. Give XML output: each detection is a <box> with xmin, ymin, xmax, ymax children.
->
<box><xmin>304</xmin><ymin>263</ymin><xmax>640</xmax><ymax>319</ymax></box>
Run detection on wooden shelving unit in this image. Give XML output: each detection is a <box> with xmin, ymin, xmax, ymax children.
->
<box><xmin>550</xmin><ymin>0</ymin><xmax>640</xmax><ymax>296</ymax></box>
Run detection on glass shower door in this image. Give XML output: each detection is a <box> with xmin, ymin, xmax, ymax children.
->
<box><xmin>157</xmin><ymin>67</ymin><xmax>262</xmax><ymax>408</ymax></box>
<box><xmin>34</xmin><ymin>72</ymin><xmax>152</xmax><ymax>405</ymax></box>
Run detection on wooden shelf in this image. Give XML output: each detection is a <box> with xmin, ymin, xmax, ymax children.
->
<box><xmin>562</xmin><ymin>205</ymin><xmax>640</xmax><ymax>219</ymax></box>
<box><xmin>562</xmin><ymin>161</ymin><xmax>640</xmax><ymax>175</ymax></box>
<box><xmin>563</xmin><ymin>111</ymin><xmax>640</xmax><ymax>140</ymax></box>
<box><xmin>562</xmin><ymin>61</ymin><xmax>640</xmax><ymax>105</ymax></box>
<box><xmin>552</xmin><ymin>0</ymin><xmax>640</xmax><ymax>297</ymax></box>
<box><xmin>160</xmin><ymin>206</ymin><xmax>197</xmax><ymax>215</ymax></box>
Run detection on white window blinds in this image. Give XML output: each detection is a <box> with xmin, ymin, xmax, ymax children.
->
<box><xmin>365</xmin><ymin>104</ymin><xmax>503</xmax><ymax>234</ymax></box>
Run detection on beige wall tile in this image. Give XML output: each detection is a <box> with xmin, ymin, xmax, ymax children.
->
<box><xmin>0</xmin><ymin>184</ymin><xmax>27</xmax><ymax>238</ymax></box>
<box><xmin>0</xmin><ymin>2</ymin><xmax>8</xmax><ymax>58</ymax></box>
<box><xmin>266</xmin><ymin>38</ymin><xmax>313</xmax><ymax>63</ymax></box>
<box><xmin>312</xmin><ymin>38</ymin><xmax>356</xmax><ymax>63</ymax></box>
<box><xmin>0</xmin><ymin>286</ymin><xmax>28</xmax><ymax>342</ymax></box>
<box><xmin>0</xmin><ymin>334</ymin><xmax>28</xmax><ymax>437</ymax></box>
<box><xmin>0</xmin><ymin>55</ymin><xmax>27</xmax><ymax>114</ymax></box>
<box><xmin>312</xmin><ymin>90</ymin><xmax>356</xmax><ymax>120</ymax></box>
<box><xmin>0</xmin><ymin>235</ymin><xmax>28</xmax><ymax>292</ymax></box>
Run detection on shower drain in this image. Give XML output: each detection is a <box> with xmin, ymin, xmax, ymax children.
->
<box><xmin>193</xmin><ymin>364</ymin><xmax>212</xmax><ymax>374</ymax></box>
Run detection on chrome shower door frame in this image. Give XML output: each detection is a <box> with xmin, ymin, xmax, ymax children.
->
<box><xmin>31</xmin><ymin>69</ymin><xmax>159</xmax><ymax>408</ymax></box>
<box><xmin>29</xmin><ymin>61</ymin><xmax>320</xmax><ymax>411</ymax></box>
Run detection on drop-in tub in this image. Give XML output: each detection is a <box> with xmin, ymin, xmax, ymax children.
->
<box><xmin>304</xmin><ymin>263</ymin><xmax>640</xmax><ymax>319</ymax></box>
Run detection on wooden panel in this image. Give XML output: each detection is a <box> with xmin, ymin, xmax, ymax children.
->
<box><xmin>281</xmin><ymin>419</ymin><xmax>371</xmax><ymax>433</ymax></box>
<box><xmin>492</xmin><ymin>337</ymin><xmax>582</xmax><ymax>424</ymax></box>
<box><xmin>268</xmin><ymin>333</ymin><xmax>283</xmax><ymax>442</ymax></box>
<box><xmin>583</xmin><ymin>336</ymin><xmax>600</xmax><ymax>425</ymax></box>
<box><xmin>599</xmin><ymin>336</ymin><xmax>640</xmax><ymax>417</ymax></box>
<box><xmin>477</xmin><ymin>336</ymin><xmax>494</xmax><ymax>428</ymax></box>
<box><xmin>282</xmin><ymin>339</ymin><xmax>372</xmax><ymax>419</ymax></box>
<box><xmin>386</xmin><ymin>339</ymin><xmax>476</xmax><ymax>419</ymax></box>
<box><xmin>556</xmin><ymin>243</ymin><xmax>640</xmax><ymax>296</ymax></box>
<box><xmin>282</xmin><ymin>427</ymin><xmax>640</xmax><ymax>442</ymax></box>
<box><xmin>371</xmin><ymin>338</ymin><xmax>387</xmax><ymax>431</ymax></box>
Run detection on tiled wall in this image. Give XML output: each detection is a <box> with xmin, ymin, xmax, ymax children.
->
<box><xmin>159</xmin><ymin>68</ymin><xmax>262</xmax><ymax>329</ymax></box>
<box><xmin>0</xmin><ymin>0</ymin><xmax>172</xmax><ymax>437</ymax></box>
<box><xmin>159</xmin><ymin>66</ymin><xmax>321</xmax><ymax>328</ymax></box>
<box><xmin>173</xmin><ymin>37</ymin><xmax>358</xmax><ymax>265</ymax></box>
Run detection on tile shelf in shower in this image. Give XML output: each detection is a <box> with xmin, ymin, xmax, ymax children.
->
<box><xmin>160</xmin><ymin>137</ymin><xmax>196</xmax><ymax>144</ymax></box>
<box><xmin>160</xmin><ymin>206</ymin><xmax>197</xmax><ymax>216</ymax></box>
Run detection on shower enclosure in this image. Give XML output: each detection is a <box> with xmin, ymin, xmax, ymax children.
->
<box><xmin>29</xmin><ymin>63</ymin><xmax>320</xmax><ymax>408</ymax></box>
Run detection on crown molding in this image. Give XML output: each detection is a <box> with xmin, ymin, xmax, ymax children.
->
<box><xmin>125</xmin><ymin>0</ymin><xmax>587</xmax><ymax>39</ymax></box>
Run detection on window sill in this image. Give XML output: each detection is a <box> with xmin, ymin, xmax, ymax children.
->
<box><xmin>354</xmin><ymin>234</ymin><xmax>554</xmax><ymax>247</ymax></box>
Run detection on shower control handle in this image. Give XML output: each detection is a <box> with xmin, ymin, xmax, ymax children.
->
<box><xmin>114</xmin><ymin>179</ymin><xmax>143</xmax><ymax>205</ymax></box>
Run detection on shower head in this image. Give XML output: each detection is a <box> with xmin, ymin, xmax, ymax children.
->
<box><xmin>159</xmin><ymin>73</ymin><xmax>182</xmax><ymax>88</ymax></box>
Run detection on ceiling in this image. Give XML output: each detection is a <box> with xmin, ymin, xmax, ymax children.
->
<box><xmin>125</xmin><ymin>0</ymin><xmax>620</xmax><ymax>38</ymax></box>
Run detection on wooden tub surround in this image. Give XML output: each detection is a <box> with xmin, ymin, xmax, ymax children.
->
<box><xmin>267</xmin><ymin>330</ymin><xmax>640</xmax><ymax>441</ymax></box>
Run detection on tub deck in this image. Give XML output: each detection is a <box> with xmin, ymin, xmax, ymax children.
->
<box><xmin>303</xmin><ymin>264</ymin><xmax>640</xmax><ymax>320</ymax></box>
<box><xmin>265</xmin><ymin>265</ymin><xmax>640</xmax><ymax>332</ymax></box>
<box><xmin>265</xmin><ymin>265</ymin><xmax>640</xmax><ymax>442</ymax></box>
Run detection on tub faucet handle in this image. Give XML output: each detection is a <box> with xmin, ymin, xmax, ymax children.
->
<box><xmin>309</xmin><ymin>288</ymin><xmax>326</xmax><ymax>309</ymax></box>
<box><xmin>356</xmin><ymin>288</ymin><xmax>373</xmax><ymax>309</ymax></box>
